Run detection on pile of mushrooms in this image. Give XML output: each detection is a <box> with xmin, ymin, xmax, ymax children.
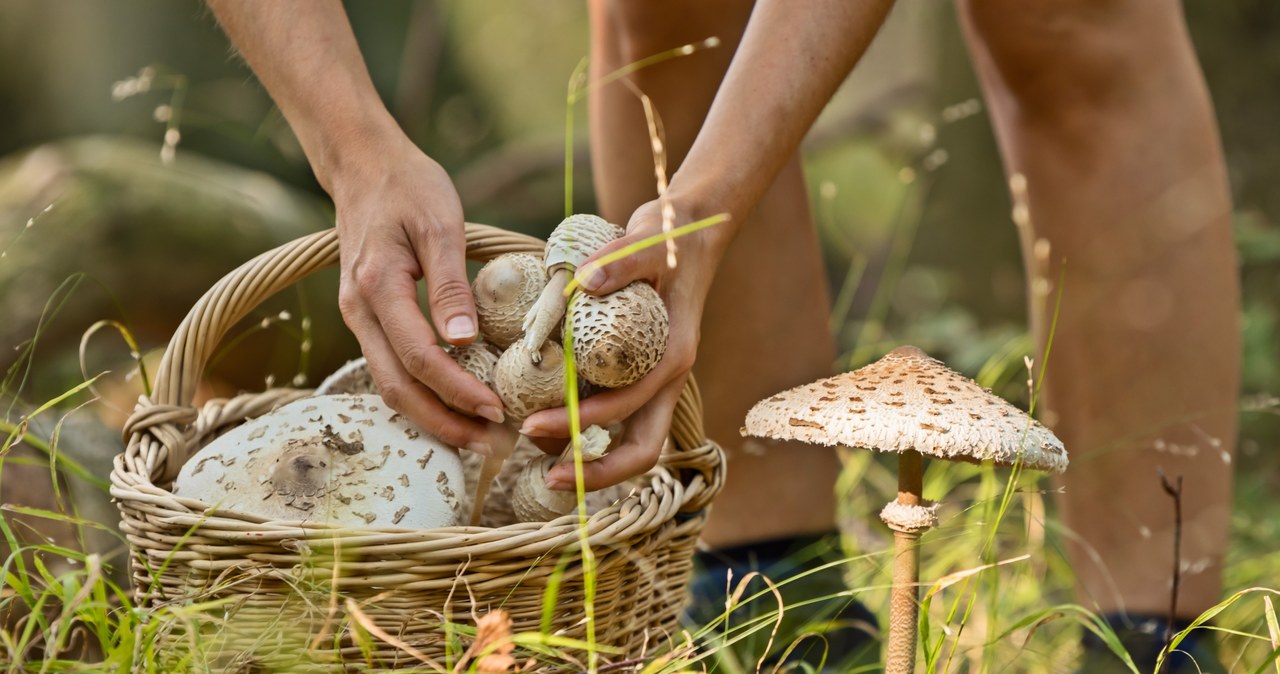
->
<box><xmin>741</xmin><ymin>345</ymin><xmax>1066</xmax><ymax>674</ymax></box>
<box><xmin>175</xmin><ymin>215</ymin><xmax>668</xmax><ymax>529</ymax></box>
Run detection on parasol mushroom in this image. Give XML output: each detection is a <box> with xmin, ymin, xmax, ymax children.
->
<box><xmin>741</xmin><ymin>345</ymin><xmax>1066</xmax><ymax>674</ymax></box>
<box><xmin>521</xmin><ymin>214</ymin><xmax>625</xmax><ymax>361</ymax></box>
<box><xmin>568</xmin><ymin>280</ymin><xmax>669</xmax><ymax>389</ymax></box>
<box><xmin>474</xmin><ymin>253</ymin><xmax>547</xmax><ymax>349</ymax></box>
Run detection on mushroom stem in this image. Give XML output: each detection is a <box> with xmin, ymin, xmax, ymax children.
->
<box><xmin>522</xmin><ymin>268</ymin><xmax>571</xmax><ymax>361</ymax></box>
<box><xmin>885</xmin><ymin>449</ymin><xmax>926</xmax><ymax>674</ymax></box>
<box><xmin>468</xmin><ymin>427</ymin><xmax>521</xmax><ymax>526</ymax></box>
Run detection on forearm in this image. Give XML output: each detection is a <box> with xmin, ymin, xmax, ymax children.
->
<box><xmin>207</xmin><ymin>0</ymin><xmax>404</xmax><ymax>194</ymax></box>
<box><xmin>670</xmin><ymin>0</ymin><xmax>895</xmax><ymax>227</ymax></box>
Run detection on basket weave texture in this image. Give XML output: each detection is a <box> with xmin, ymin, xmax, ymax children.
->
<box><xmin>112</xmin><ymin>225</ymin><xmax>725</xmax><ymax>670</ymax></box>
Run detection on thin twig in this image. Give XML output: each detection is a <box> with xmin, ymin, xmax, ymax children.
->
<box><xmin>1157</xmin><ymin>466</ymin><xmax>1184</xmax><ymax>674</ymax></box>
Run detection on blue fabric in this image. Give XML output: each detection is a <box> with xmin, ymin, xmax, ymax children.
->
<box><xmin>1078</xmin><ymin>613</ymin><xmax>1225</xmax><ymax>674</ymax></box>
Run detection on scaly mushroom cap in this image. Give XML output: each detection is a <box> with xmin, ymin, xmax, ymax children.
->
<box><xmin>742</xmin><ymin>345</ymin><xmax>1067</xmax><ymax>474</ymax></box>
<box><xmin>474</xmin><ymin>253</ymin><xmax>547</xmax><ymax>348</ymax></box>
<box><xmin>511</xmin><ymin>455</ymin><xmax>577</xmax><ymax>522</ymax></box>
<box><xmin>493</xmin><ymin>340</ymin><xmax>566</xmax><ymax>421</ymax></box>
<box><xmin>569</xmin><ymin>281</ymin><xmax>669</xmax><ymax>388</ymax></box>
<box><xmin>545</xmin><ymin>214</ymin><xmax>626</xmax><ymax>272</ymax></box>
<box><xmin>173</xmin><ymin>394</ymin><xmax>466</xmax><ymax>528</ymax></box>
<box><xmin>445</xmin><ymin>342</ymin><xmax>500</xmax><ymax>388</ymax></box>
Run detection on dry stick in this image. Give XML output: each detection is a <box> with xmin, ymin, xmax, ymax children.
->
<box><xmin>1157</xmin><ymin>467</ymin><xmax>1184</xmax><ymax>674</ymax></box>
<box><xmin>885</xmin><ymin>450</ymin><xmax>924</xmax><ymax>674</ymax></box>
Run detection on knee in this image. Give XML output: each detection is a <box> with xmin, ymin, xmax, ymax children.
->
<box><xmin>959</xmin><ymin>0</ymin><xmax>1185</xmax><ymax>115</ymax></box>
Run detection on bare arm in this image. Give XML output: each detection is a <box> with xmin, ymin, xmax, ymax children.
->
<box><xmin>208</xmin><ymin>0</ymin><xmax>505</xmax><ymax>454</ymax></box>
<box><xmin>525</xmin><ymin>0</ymin><xmax>895</xmax><ymax>490</ymax></box>
<box><xmin>673</xmin><ymin>0</ymin><xmax>896</xmax><ymax>226</ymax></box>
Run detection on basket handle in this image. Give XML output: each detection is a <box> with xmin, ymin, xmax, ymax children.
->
<box><xmin>136</xmin><ymin>225</ymin><xmax>721</xmax><ymax>509</ymax></box>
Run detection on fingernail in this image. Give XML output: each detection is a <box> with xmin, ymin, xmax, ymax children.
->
<box><xmin>576</xmin><ymin>265</ymin><xmax>606</xmax><ymax>292</ymax></box>
<box><xmin>544</xmin><ymin>471</ymin><xmax>573</xmax><ymax>491</ymax></box>
<box><xmin>477</xmin><ymin>405</ymin><xmax>505</xmax><ymax>425</ymax></box>
<box><xmin>445</xmin><ymin>316</ymin><xmax>476</xmax><ymax>341</ymax></box>
<box><xmin>466</xmin><ymin>441</ymin><xmax>492</xmax><ymax>456</ymax></box>
<box><xmin>520</xmin><ymin>421</ymin><xmax>548</xmax><ymax>437</ymax></box>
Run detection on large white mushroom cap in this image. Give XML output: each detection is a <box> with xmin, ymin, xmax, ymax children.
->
<box><xmin>173</xmin><ymin>394</ymin><xmax>466</xmax><ymax>528</ymax></box>
<box><xmin>742</xmin><ymin>345</ymin><xmax>1067</xmax><ymax>474</ymax></box>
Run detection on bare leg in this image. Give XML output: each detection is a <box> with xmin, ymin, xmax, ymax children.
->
<box><xmin>958</xmin><ymin>0</ymin><xmax>1239</xmax><ymax>617</ymax></box>
<box><xmin>588</xmin><ymin>0</ymin><xmax>840</xmax><ymax>548</ymax></box>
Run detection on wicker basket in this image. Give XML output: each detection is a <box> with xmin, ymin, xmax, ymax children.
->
<box><xmin>112</xmin><ymin>225</ymin><xmax>725</xmax><ymax>671</ymax></box>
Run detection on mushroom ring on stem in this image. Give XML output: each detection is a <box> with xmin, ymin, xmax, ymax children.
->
<box><xmin>741</xmin><ymin>345</ymin><xmax>1066</xmax><ymax>674</ymax></box>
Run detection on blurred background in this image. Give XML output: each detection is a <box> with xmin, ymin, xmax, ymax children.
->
<box><xmin>1</xmin><ymin>0</ymin><xmax>1278</xmax><ymax>667</ymax></box>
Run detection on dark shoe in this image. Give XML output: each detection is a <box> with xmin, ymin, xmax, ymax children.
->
<box><xmin>1078</xmin><ymin>613</ymin><xmax>1225</xmax><ymax>674</ymax></box>
<box><xmin>684</xmin><ymin>532</ymin><xmax>880</xmax><ymax>672</ymax></box>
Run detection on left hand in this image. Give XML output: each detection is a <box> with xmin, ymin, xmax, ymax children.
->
<box><xmin>519</xmin><ymin>198</ymin><xmax>731</xmax><ymax>491</ymax></box>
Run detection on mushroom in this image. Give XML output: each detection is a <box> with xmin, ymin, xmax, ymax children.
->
<box><xmin>510</xmin><ymin>424</ymin><xmax>613</xmax><ymax>522</ymax></box>
<box><xmin>315</xmin><ymin>358</ymin><xmax>378</xmax><ymax>395</ymax></box>
<box><xmin>741</xmin><ymin>345</ymin><xmax>1066</xmax><ymax>674</ymax></box>
<box><xmin>568</xmin><ymin>280</ymin><xmax>669</xmax><ymax>388</ymax></box>
<box><xmin>445</xmin><ymin>342</ymin><xmax>501</xmax><ymax>389</ymax></box>
<box><xmin>493</xmin><ymin>340</ymin><xmax>566</xmax><ymax>422</ymax></box>
<box><xmin>473</xmin><ymin>253</ymin><xmax>547</xmax><ymax>349</ymax></box>
<box><xmin>173</xmin><ymin>394</ymin><xmax>466</xmax><ymax>529</ymax></box>
<box><xmin>521</xmin><ymin>214</ymin><xmax>625</xmax><ymax>360</ymax></box>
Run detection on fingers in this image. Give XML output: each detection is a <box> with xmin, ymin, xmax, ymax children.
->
<box><xmin>351</xmin><ymin>268</ymin><xmax>503</xmax><ymax>421</ymax></box>
<box><xmin>520</xmin><ymin>336</ymin><xmax>695</xmax><ymax>437</ymax></box>
<box><xmin>575</xmin><ymin>232</ymin><xmax>668</xmax><ymax>296</ymax></box>
<box><xmin>337</xmin><ymin>296</ymin><xmax>496</xmax><ymax>454</ymax></box>
<box><xmin>543</xmin><ymin>375</ymin><xmax>685</xmax><ymax>491</ymax></box>
<box><xmin>576</xmin><ymin>200</ymin><xmax>673</xmax><ymax>296</ymax></box>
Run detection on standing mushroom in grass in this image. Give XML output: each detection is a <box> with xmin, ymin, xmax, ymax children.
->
<box><xmin>522</xmin><ymin>214</ymin><xmax>625</xmax><ymax>359</ymax></box>
<box><xmin>741</xmin><ymin>345</ymin><xmax>1067</xmax><ymax>674</ymax></box>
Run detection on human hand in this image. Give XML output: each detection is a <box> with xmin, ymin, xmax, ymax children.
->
<box><xmin>519</xmin><ymin>198</ymin><xmax>732</xmax><ymax>490</ymax></box>
<box><xmin>330</xmin><ymin>133</ymin><xmax>505</xmax><ymax>455</ymax></box>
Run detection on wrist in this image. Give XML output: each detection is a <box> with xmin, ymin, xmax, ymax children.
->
<box><xmin>660</xmin><ymin>183</ymin><xmax>740</xmax><ymax>259</ymax></box>
<box><xmin>306</xmin><ymin>108</ymin><xmax>411</xmax><ymax>197</ymax></box>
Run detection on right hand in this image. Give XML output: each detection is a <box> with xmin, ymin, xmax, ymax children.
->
<box><xmin>329</xmin><ymin>133</ymin><xmax>505</xmax><ymax>455</ymax></box>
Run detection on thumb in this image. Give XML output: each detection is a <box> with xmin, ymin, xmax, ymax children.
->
<box><xmin>574</xmin><ymin>231</ymin><xmax>667</xmax><ymax>297</ymax></box>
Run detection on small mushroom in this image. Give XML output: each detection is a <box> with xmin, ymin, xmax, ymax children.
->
<box><xmin>510</xmin><ymin>425</ymin><xmax>614</xmax><ymax>523</ymax></box>
<box><xmin>493</xmin><ymin>340</ymin><xmax>566</xmax><ymax>422</ymax></box>
<box><xmin>568</xmin><ymin>281</ymin><xmax>669</xmax><ymax>388</ymax></box>
<box><xmin>446</xmin><ymin>342</ymin><xmax>501</xmax><ymax>389</ymax></box>
<box><xmin>741</xmin><ymin>345</ymin><xmax>1066</xmax><ymax>674</ymax></box>
<box><xmin>522</xmin><ymin>214</ymin><xmax>625</xmax><ymax>360</ymax></box>
<box><xmin>473</xmin><ymin>253</ymin><xmax>547</xmax><ymax>349</ymax></box>
<box><xmin>174</xmin><ymin>394</ymin><xmax>466</xmax><ymax>529</ymax></box>
<box><xmin>511</xmin><ymin>455</ymin><xmax>577</xmax><ymax>522</ymax></box>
